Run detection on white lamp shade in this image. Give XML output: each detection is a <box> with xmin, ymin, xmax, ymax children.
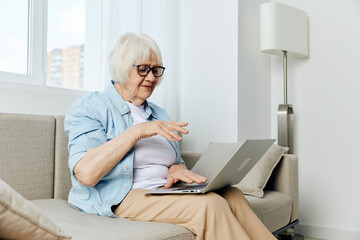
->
<box><xmin>260</xmin><ymin>2</ymin><xmax>308</xmax><ymax>58</ymax></box>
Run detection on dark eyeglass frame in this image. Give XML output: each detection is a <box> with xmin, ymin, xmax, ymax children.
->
<box><xmin>132</xmin><ymin>64</ymin><xmax>165</xmax><ymax>77</ymax></box>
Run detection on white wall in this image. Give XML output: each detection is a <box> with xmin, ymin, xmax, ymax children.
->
<box><xmin>143</xmin><ymin>0</ymin><xmax>181</xmax><ymax>121</ymax></box>
<box><xmin>238</xmin><ymin>0</ymin><xmax>271</xmax><ymax>143</ymax></box>
<box><xmin>0</xmin><ymin>81</ymin><xmax>88</xmax><ymax>116</ymax></box>
<box><xmin>179</xmin><ymin>0</ymin><xmax>239</xmax><ymax>152</ymax></box>
<box><xmin>270</xmin><ymin>0</ymin><xmax>360</xmax><ymax>239</ymax></box>
<box><xmin>178</xmin><ymin>0</ymin><xmax>272</xmax><ymax>152</ymax></box>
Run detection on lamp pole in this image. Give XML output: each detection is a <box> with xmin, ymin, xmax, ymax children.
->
<box><xmin>283</xmin><ymin>50</ymin><xmax>288</xmax><ymax>104</ymax></box>
<box><xmin>278</xmin><ymin>50</ymin><xmax>294</xmax><ymax>153</ymax></box>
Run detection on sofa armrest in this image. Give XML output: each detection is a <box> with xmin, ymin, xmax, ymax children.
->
<box><xmin>265</xmin><ymin>154</ymin><xmax>299</xmax><ymax>222</ymax></box>
<box><xmin>181</xmin><ymin>151</ymin><xmax>202</xmax><ymax>170</ymax></box>
<box><xmin>181</xmin><ymin>151</ymin><xmax>299</xmax><ymax>223</ymax></box>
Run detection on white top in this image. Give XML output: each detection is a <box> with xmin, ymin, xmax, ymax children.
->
<box><xmin>126</xmin><ymin>101</ymin><xmax>176</xmax><ymax>190</ymax></box>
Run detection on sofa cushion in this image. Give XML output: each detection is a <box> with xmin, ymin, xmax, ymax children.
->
<box><xmin>31</xmin><ymin>199</ymin><xmax>196</xmax><ymax>240</ymax></box>
<box><xmin>0</xmin><ymin>179</ymin><xmax>71</xmax><ymax>240</ymax></box>
<box><xmin>235</xmin><ymin>144</ymin><xmax>289</xmax><ymax>197</ymax></box>
<box><xmin>246</xmin><ymin>190</ymin><xmax>292</xmax><ymax>232</ymax></box>
<box><xmin>0</xmin><ymin>113</ymin><xmax>55</xmax><ymax>200</ymax></box>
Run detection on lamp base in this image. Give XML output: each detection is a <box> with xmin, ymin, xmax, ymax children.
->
<box><xmin>277</xmin><ymin>104</ymin><xmax>294</xmax><ymax>153</ymax></box>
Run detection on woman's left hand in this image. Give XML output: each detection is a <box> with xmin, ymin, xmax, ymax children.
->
<box><xmin>165</xmin><ymin>163</ymin><xmax>207</xmax><ymax>188</ymax></box>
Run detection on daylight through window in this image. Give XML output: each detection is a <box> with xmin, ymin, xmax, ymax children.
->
<box><xmin>0</xmin><ymin>0</ymin><xmax>29</xmax><ymax>75</ymax></box>
<box><xmin>46</xmin><ymin>0</ymin><xmax>85</xmax><ymax>89</ymax></box>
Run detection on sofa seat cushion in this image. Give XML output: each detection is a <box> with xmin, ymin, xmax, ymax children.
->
<box><xmin>246</xmin><ymin>190</ymin><xmax>292</xmax><ymax>233</ymax></box>
<box><xmin>31</xmin><ymin>199</ymin><xmax>195</xmax><ymax>240</ymax></box>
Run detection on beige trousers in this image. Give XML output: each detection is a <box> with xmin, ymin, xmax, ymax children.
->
<box><xmin>113</xmin><ymin>187</ymin><xmax>276</xmax><ymax>240</ymax></box>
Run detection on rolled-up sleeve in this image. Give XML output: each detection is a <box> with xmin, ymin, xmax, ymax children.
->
<box><xmin>64</xmin><ymin>104</ymin><xmax>108</xmax><ymax>173</ymax></box>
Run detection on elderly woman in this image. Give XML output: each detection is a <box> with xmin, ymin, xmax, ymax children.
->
<box><xmin>65</xmin><ymin>33</ymin><xmax>276</xmax><ymax>240</ymax></box>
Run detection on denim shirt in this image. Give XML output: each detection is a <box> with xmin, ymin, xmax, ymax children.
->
<box><xmin>64</xmin><ymin>82</ymin><xmax>184</xmax><ymax>218</ymax></box>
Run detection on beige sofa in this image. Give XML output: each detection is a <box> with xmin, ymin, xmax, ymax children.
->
<box><xmin>0</xmin><ymin>113</ymin><xmax>299</xmax><ymax>239</ymax></box>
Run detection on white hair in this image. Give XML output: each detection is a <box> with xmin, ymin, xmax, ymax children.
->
<box><xmin>108</xmin><ymin>33</ymin><xmax>164</xmax><ymax>84</ymax></box>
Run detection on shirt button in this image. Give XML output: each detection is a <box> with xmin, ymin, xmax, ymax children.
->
<box><xmin>124</xmin><ymin>186</ymin><xmax>127</xmax><ymax>189</ymax></box>
<box><xmin>125</xmin><ymin>166</ymin><xmax>129</xmax><ymax>170</ymax></box>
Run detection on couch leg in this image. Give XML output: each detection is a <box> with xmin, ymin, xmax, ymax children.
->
<box><xmin>276</xmin><ymin>228</ymin><xmax>304</xmax><ymax>240</ymax></box>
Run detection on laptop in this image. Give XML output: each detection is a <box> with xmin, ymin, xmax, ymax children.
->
<box><xmin>145</xmin><ymin>139</ymin><xmax>275</xmax><ymax>194</ymax></box>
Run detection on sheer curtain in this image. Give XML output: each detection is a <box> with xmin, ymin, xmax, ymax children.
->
<box><xmin>103</xmin><ymin>0</ymin><xmax>180</xmax><ymax>121</ymax></box>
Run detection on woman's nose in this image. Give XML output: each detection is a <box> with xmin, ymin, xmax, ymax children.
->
<box><xmin>145</xmin><ymin>70</ymin><xmax>156</xmax><ymax>82</ymax></box>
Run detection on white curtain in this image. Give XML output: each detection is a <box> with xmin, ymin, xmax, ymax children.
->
<box><xmin>103</xmin><ymin>0</ymin><xmax>180</xmax><ymax>121</ymax></box>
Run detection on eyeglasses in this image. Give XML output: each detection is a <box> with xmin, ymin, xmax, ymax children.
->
<box><xmin>133</xmin><ymin>65</ymin><xmax>165</xmax><ymax>77</ymax></box>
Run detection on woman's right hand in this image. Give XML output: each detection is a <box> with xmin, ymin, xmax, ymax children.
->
<box><xmin>133</xmin><ymin>120</ymin><xmax>189</xmax><ymax>142</ymax></box>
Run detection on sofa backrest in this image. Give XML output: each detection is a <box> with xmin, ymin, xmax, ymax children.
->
<box><xmin>54</xmin><ymin>116</ymin><xmax>72</xmax><ymax>200</ymax></box>
<box><xmin>0</xmin><ymin>113</ymin><xmax>56</xmax><ymax>200</ymax></box>
<box><xmin>0</xmin><ymin>114</ymin><xmax>72</xmax><ymax>200</ymax></box>
<box><xmin>0</xmin><ymin>113</ymin><xmax>205</xmax><ymax>201</ymax></box>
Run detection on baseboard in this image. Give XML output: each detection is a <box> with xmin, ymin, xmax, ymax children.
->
<box><xmin>295</xmin><ymin>224</ymin><xmax>360</xmax><ymax>240</ymax></box>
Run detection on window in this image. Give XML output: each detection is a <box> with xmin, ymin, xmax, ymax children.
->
<box><xmin>0</xmin><ymin>0</ymin><xmax>102</xmax><ymax>91</ymax></box>
<box><xmin>0</xmin><ymin>0</ymin><xmax>175</xmax><ymax>95</ymax></box>
<box><xmin>46</xmin><ymin>0</ymin><xmax>85</xmax><ymax>89</ymax></box>
<box><xmin>0</xmin><ymin>0</ymin><xmax>29</xmax><ymax>74</ymax></box>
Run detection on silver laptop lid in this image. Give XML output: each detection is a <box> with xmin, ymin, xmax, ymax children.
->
<box><xmin>190</xmin><ymin>142</ymin><xmax>243</xmax><ymax>182</ymax></box>
<box><xmin>192</xmin><ymin>139</ymin><xmax>275</xmax><ymax>193</ymax></box>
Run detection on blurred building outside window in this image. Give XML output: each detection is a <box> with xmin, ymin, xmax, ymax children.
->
<box><xmin>46</xmin><ymin>0</ymin><xmax>85</xmax><ymax>89</ymax></box>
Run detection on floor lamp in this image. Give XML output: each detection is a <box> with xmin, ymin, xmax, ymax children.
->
<box><xmin>260</xmin><ymin>2</ymin><xmax>308</xmax><ymax>154</ymax></box>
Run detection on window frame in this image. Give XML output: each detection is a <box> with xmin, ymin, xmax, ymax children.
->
<box><xmin>0</xmin><ymin>0</ymin><xmax>103</xmax><ymax>92</ymax></box>
<box><xmin>0</xmin><ymin>0</ymin><xmax>47</xmax><ymax>86</ymax></box>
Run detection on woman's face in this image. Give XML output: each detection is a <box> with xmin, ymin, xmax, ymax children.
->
<box><xmin>119</xmin><ymin>51</ymin><xmax>160</xmax><ymax>106</ymax></box>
